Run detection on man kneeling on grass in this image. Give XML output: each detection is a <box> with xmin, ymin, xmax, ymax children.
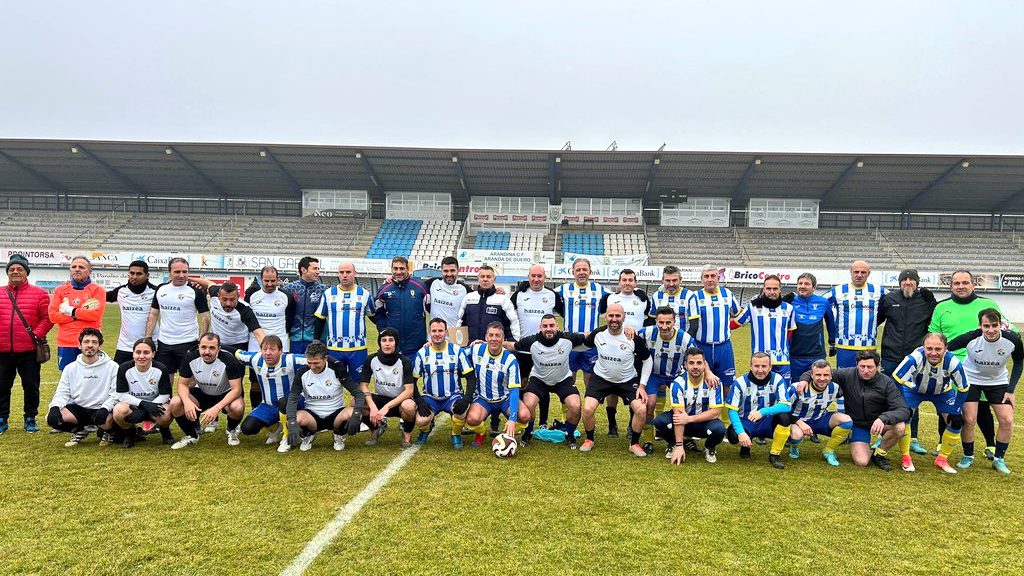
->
<box><xmin>282</xmin><ymin>341</ymin><xmax>365</xmax><ymax>452</ymax></box>
<box><xmin>47</xmin><ymin>328</ymin><xmax>117</xmax><ymax>447</ymax></box>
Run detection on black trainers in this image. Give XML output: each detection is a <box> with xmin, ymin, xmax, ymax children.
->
<box><xmin>768</xmin><ymin>453</ymin><xmax>785</xmax><ymax>470</ymax></box>
<box><xmin>642</xmin><ymin>442</ymin><xmax>654</xmax><ymax>455</ymax></box>
<box><xmin>607</xmin><ymin>423</ymin><xmax>619</xmax><ymax>438</ymax></box>
<box><xmin>871</xmin><ymin>453</ymin><xmax>893</xmax><ymax>472</ymax></box>
<box><xmin>683</xmin><ymin>439</ymin><xmax>699</xmax><ymax>453</ymax></box>
<box><xmin>808</xmin><ymin>433</ymin><xmax>821</xmax><ymax>444</ymax></box>
<box><xmin>739</xmin><ymin>446</ymin><xmax>751</xmax><ymax>459</ymax></box>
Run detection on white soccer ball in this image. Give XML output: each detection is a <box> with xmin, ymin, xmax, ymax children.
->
<box><xmin>491</xmin><ymin>433</ymin><xmax>517</xmax><ymax>458</ymax></box>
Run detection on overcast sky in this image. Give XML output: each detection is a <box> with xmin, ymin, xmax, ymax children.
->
<box><xmin>2</xmin><ymin>1</ymin><xmax>1022</xmax><ymax>154</ymax></box>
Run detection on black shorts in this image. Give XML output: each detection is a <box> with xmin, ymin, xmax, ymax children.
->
<box><xmin>516</xmin><ymin>352</ymin><xmax>534</xmax><ymax>381</ymax></box>
<box><xmin>524</xmin><ymin>375</ymin><xmax>579</xmax><ymax>402</ymax></box>
<box><xmin>155</xmin><ymin>341</ymin><xmax>197</xmax><ymax>374</ymax></box>
<box><xmin>64</xmin><ymin>403</ymin><xmax>105</xmax><ymax>426</ymax></box>
<box><xmin>584</xmin><ymin>374</ymin><xmax>638</xmax><ymax>404</ymax></box>
<box><xmin>967</xmin><ymin>385</ymin><xmax>1010</xmax><ymax>404</ymax></box>
<box><xmin>305</xmin><ymin>408</ymin><xmax>344</xmax><ymax>431</ymax></box>
<box><xmin>113</xmin><ymin>350</ymin><xmax>134</xmax><ymax>365</ymax></box>
<box><xmin>190</xmin><ymin>388</ymin><xmax>230</xmax><ymax>411</ymax></box>
<box><xmin>371</xmin><ymin>393</ymin><xmax>405</xmax><ymax>418</ymax></box>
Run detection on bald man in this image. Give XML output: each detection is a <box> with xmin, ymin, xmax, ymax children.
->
<box><xmin>578</xmin><ymin>303</ymin><xmax>653</xmax><ymax>455</ymax></box>
<box><xmin>826</xmin><ymin>260</ymin><xmax>886</xmax><ymax>369</ymax></box>
<box><xmin>313</xmin><ymin>262</ymin><xmax>377</xmax><ymax>381</ymax></box>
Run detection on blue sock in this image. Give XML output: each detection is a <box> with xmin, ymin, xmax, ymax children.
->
<box><xmin>996</xmin><ymin>440</ymin><xmax>1009</xmax><ymax>459</ymax></box>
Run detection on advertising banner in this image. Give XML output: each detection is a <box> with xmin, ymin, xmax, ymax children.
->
<box><xmin>564</xmin><ymin>252</ymin><xmax>649</xmax><ymax>267</ymax></box>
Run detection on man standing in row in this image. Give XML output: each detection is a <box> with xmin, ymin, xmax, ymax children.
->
<box><xmin>785</xmin><ymin>272</ymin><xmax>836</xmax><ymax>382</ymax></box>
<box><xmin>146</xmin><ymin>258</ymin><xmax>210</xmax><ymax>378</ymax></box>
<box><xmin>375</xmin><ymin>256</ymin><xmax>428</xmax><ymax>358</ymax></box>
<box><xmin>50</xmin><ymin>256</ymin><xmax>106</xmax><ymax>370</ymax></box>
<box><xmin>827</xmin><ymin>260</ymin><xmax>885</xmax><ymax>369</ymax></box>
<box><xmin>1</xmin><ymin>254</ymin><xmax>53</xmax><ymax>434</ymax></box>
<box><xmin>282</xmin><ymin>256</ymin><xmax>324</xmax><ymax>354</ymax></box>
<box><xmin>105</xmin><ymin>260</ymin><xmax>159</xmax><ymax>364</ymax></box>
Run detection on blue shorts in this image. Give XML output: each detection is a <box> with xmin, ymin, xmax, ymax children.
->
<box><xmin>248</xmin><ymin>402</ymin><xmax>284</xmax><ymax>426</ymax></box>
<box><xmin>850</xmin><ymin>425</ymin><xmax>872</xmax><ymax>444</ymax></box>
<box><xmin>901</xmin><ymin>387</ymin><xmax>964</xmax><ymax>417</ymax></box>
<box><xmin>57</xmin><ymin>346</ymin><xmax>81</xmax><ymax>371</ymax></box>
<box><xmin>290</xmin><ymin>340</ymin><xmax>311</xmax><ymax>354</ymax></box>
<box><xmin>473</xmin><ymin>397</ymin><xmax>513</xmax><ymax>418</ymax></box>
<box><xmin>422</xmin><ymin>395</ymin><xmax>463</xmax><ymax>416</ymax></box>
<box><xmin>790</xmin><ymin>356</ymin><xmax>821</xmax><ymax>382</ymax></box>
<box><xmin>645</xmin><ymin>374</ymin><xmax>674</xmax><ymax>396</ymax></box>
<box><xmin>736</xmin><ymin>416</ymin><xmax>776</xmax><ymax>439</ymax></box>
<box><xmin>804</xmin><ymin>413</ymin><xmax>836</xmax><ymax>436</ymax></box>
<box><xmin>771</xmin><ymin>364</ymin><xmax>791</xmax><ymax>385</ymax></box>
<box><xmin>836</xmin><ymin>348</ymin><xmax>860</xmax><ymax>369</ymax></box>
<box><xmin>569</xmin><ymin>348</ymin><xmax>598</xmax><ymax>374</ymax></box>
<box><xmin>695</xmin><ymin>340</ymin><xmax>735</xmax><ymax>389</ymax></box>
<box><xmin>327</xmin><ymin>348</ymin><xmax>368</xmax><ymax>382</ymax></box>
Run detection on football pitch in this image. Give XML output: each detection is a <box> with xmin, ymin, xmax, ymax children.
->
<box><xmin>2</xmin><ymin>307</ymin><xmax>1022</xmax><ymax>576</ymax></box>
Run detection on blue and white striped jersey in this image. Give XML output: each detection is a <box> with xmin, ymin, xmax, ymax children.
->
<box><xmin>649</xmin><ymin>288</ymin><xmax>695</xmax><ymax>330</ymax></box>
<box><xmin>557</xmin><ymin>281</ymin><xmax>607</xmax><ymax>333</ymax></box>
<box><xmin>893</xmin><ymin>348</ymin><xmax>968</xmax><ymax>395</ymax></box>
<box><xmin>236</xmin><ymin>350</ymin><xmax>308</xmax><ymax>407</ymax></box>
<box><xmin>689</xmin><ymin>287</ymin><xmax>740</xmax><ymax>344</ymax></box>
<box><xmin>791</xmin><ymin>381</ymin><xmax>845</xmax><ymax>421</ymax></box>
<box><xmin>639</xmin><ymin>327</ymin><xmax>693</xmax><ymax>378</ymax></box>
<box><xmin>315</xmin><ymin>285</ymin><xmax>376</xmax><ymax>351</ymax></box>
<box><xmin>669</xmin><ymin>375</ymin><xmax>723</xmax><ymax>416</ymax></box>
<box><xmin>735</xmin><ymin>302</ymin><xmax>796</xmax><ymax>364</ymax></box>
<box><xmin>467</xmin><ymin>343</ymin><xmax>521</xmax><ymax>402</ymax></box>
<box><xmin>725</xmin><ymin>372</ymin><xmax>792</xmax><ymax>417</ymax></box>
<box><xmin>826</xmin><ymin>283</ymin><xmax>885</xmax><ymax>348</ymax></box>
<box><xmin>413</xmin><ymin>342</ymin><xmax>473</xmax><ymax>399</ymax></box>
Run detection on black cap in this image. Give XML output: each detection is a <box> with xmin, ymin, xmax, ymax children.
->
<box><xmin>898</xmin><ymin>269</ymin><xmax>920</xmax><ymax>283</ymax></box>
<box><xmin>5</xmin><ymin>254</ymin><xmax>30</xmax><ymax>275</ymax></box>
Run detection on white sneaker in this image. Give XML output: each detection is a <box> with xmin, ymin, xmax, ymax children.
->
<box><xmin>203</xmin><ymin>418</ymin><xmax>218</xmax><ymax>434</ymax></box>
<box><xmin>300</xmin><ymin>433</ymin><xmax>316</xmax><ymax>452</ymax></box>
<box><xmin>265</xmin><ymin>422</ymin><xmax>282</xmax><ymax>445</ymax></box>
<box><xmin>277</xmin><ymin>438</ymin><xmax>291</xmax><ymax>453</ymax></box>
<box><xmin>64</xmin><ymin>428</ymin><xmax>90</xmax><ymax>447</ymax></box>
<box><xmin>171</xmin><ymin>436</ymin><xmax>199</xmax><ymax>450</ymax></box>
<box><xmin>704</xmin><ymin>448</ymin><xmax>718</xmax><ymax>463</ymax></box>
<box><xmin>226</xmin><ymin>428</ymin><xmax>240</xmax><ymax>447</ymax></box>
<box><xmin>333</xmin><ymin>433</ymin><xmax>346</xmax><ymax>451</ymax></box>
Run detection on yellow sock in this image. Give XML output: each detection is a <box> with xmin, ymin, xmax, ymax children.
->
<box><xmin>826</xmin><ymin>425</ymin><xmax>851</xmax><ymax>453</ymax></box>
<box><xmin>770</xmin><ymin>424</ymin><xmax>789</xmax><ymax>455</ymax></box>
<box><xmin>470</xmin><ymin>421</ymin><xmax>488</xmax><ymax>435</ymax></box>
<box><xmin>641</xmin><ymin>423</ymin><xmax>654</xmax><ymax>444</ymax></box>
<box><xmin>939</xmin><ymin>430</ymin><xmax>961</xmax><ymax>459</ymax></box>
<box><xmin>451</xmin><ymin>416</ymin><xmax>464</xmax><ymax>435</ymax></box>
<box><xmin>874</xmin><ymin>447</ymin><xmax>888</xmax><ymax>457</ymax></box>
<box><xmin>899</xmin><ymin>433</ymin><xmax>912</xmax><ymax>457</ymax></box>
<box><xmin>416</xmin><ymin>424</ymin><xmax>430</xmax><ymax>434</ymax></box>
<box><xmin>719</xmin><ymin>411</ymin><xmax>731</xmax><ymax>425</ymax></box>
<box><xmin>655</xmin><ymin>394</ymin><xmax>666</xmax><ymax>413</ymax></box>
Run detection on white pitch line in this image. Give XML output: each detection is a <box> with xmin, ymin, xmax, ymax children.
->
<box><xmin>280</xmin><ymin>415</ymin><xmax>448</xmax><ymax>576</ymax></box>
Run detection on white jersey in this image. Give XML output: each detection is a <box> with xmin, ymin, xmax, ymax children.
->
<box><xmin>689</xmin><ymin>287</ymin><xmax>740</xmax><ymax>345</ymax></box>
<box><xmin>247</xmin><ymin>289</ymin><xmax>291</xmax><ymax>352</ymax></box>
<box><xmin>948</xmin><ymin>329</ymin><xmax>1024</xmax><ymax>388</ymax></box>
<box><xmin>735</xmin><ymin>301</ymin><xmax>796</xmax><ymax>365</ymax></box>
<box><xmin>151</xmin><ymin>282</ymin><xmax>209</xmax><ymax>345</ymax></box>
<box><xmin>361</xmin><ymin>353</ymin><xmax>415</xmax><ymax>398</ymax></box>
<box><xmin>557</xmin><ymin>281</ymin><xmax>606</xmax><ymax>334</ymax></box>
<box><xmin>115</xmin><ymin>361</ymin><xmax>172</xmax><ymax>406</ymax></box>
<box><xmin>827</xmin><ymin>283</ymin><xmax>885</xmax><ymax>348</ymax></box>
<box><xmin>208</xmin><ymin>286</ymin><xmax>261</xmax><ymax>346</ymax></box>
<box><xmin>584</xmin><ymin>326</ymin><xmax>651</xmax><ymax>384</ymax></box>
<box><xmin>511</xmin><ymin>287</ymin><xmax>560</xmax><ymax>338</ymax></box>
<box><xmin>294</xmin><ymin>360</ymin><xmax>349</xmax><ymax>417</ymax></box>
<box><xmin>426</xmin><ymin>278</ymin><xmax>469</xmax><ymax>326</ymax></box>
<box><xmin>601</xmin><ymin>291</ymin><xmax>648</xmax><ymax>331</ymax></box>
<box><xmin>514</xmin><ymin>332</ymin><xmax>586</xmax><ymax>384</ymax></box>
<box><xmin>107</xmin><ymin>283</ymin><xmax>158</xmax><ymax>352</ymax></box>
<box><xmin>179</xmin><ymin>349</ymin><xmax>245</xmax><ymax>396</ymax></box>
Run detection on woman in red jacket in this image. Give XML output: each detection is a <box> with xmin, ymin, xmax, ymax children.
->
<box><xmin>1</xmin><ymin>254</ymin><xmax>54</xmax><ymax>434</ymax></box>
<box><xmin>48</xmin><ymin>256</ymin><xmax>105</xmax><ymax>370</ymax></box>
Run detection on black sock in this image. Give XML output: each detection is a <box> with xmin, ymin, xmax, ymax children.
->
<box><xmin>159</xmin><ymin>426</ymin><xmax>173</xmax><ymax>440</ymax></box>
<box><xmin>977</xmin><ymin>402</ymin><xmax>996</xmax><ymax>446</ymax></box>
<box><xmin>910</xmin><ymin>408</ymin><xmax>920</xmax><ymax>438</ymax></box>
<box><xmin>175</xmin><ymin>416</ymin><xmax>198</xmax><ymax>438</ymax></box>
<box><xmin>586</xmin><ymin>428</ymin><xmax>595</xmax><ymax>441</ymax></box>
<box><xmin>249</xmin><ymin>386</ymin><xmax>263</xmax><ymax>409</ymax></box>
<box><xmin>606</xmin><ymin>406</ymin><xmax>617</xmax><ymax>425</ymax></box>
<box><xmin>538</xmin><ymin>393</ymin><xmax>550</xmax><ymax>426</ymax></box>
<box><xmin>937</xmin><ymin>415</ymin><xmax>946</xmax><ymax>439</ymax></box>
<box><xmin>996</xmin><ymin>440</ymin><xmax>1009</xmax><ymax>459</ymax></box>
<box><xmin>227</xmin><ymin>417</ymin><xmax>242</xmax><ymax>431</ymax></box>
<box><xmin>489</xmin><ymin>412</ymin><xmax>500</xmax><ymax>431</ymax></box>
<box><xmin>401</xmin><ymin>420</ymin><xmax>415</xmax><ymax>434</ymax></box>
<box><xmin>112</xmin><ymin>426</ymin><xmax>126</xmax><ymax>443</ymax></box>
<box><xmin>630</xmin><ymin>429</ymin><xmax>641</xmax><ymax>445</ymax></box>
<box><xmin>962</xmin><ymin>440</ymin><xmax>975</xmax><ymax>457</ymax></box>
<box><xmin>524</xmin><ymin>418</ymin><xmax>535</xmax><ymax>436</ymax></box>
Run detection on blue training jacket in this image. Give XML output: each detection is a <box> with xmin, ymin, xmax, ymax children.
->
<box><xmin>374</xmin><ymin>277</ymin><xmax>429</xmax><ymax>357</ymax></box>
<box><xmin>789</xmin><ymin>293</ymin><xmax>837</xmax><ymax>358</ymax></box>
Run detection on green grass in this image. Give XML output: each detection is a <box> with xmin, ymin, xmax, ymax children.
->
<box><xmin>1</xmin><ymin>307</ymin><xmax>1022</xmax><ymax>576</ymax></box>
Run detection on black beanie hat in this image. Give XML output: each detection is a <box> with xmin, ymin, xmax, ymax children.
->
<box><xmin>5</xmin><ymin>254</ymin><xmax>30</xmax><ymax>275</ymax></box>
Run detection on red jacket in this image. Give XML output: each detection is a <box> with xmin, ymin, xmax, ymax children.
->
<box><xmin>2</xmin><ymin>281</ymin><xmax>54</xmax><ymax>354</ymax></box>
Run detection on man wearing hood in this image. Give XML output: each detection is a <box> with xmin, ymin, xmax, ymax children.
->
<box><xmin>1</xmin><ymin>254</ymin><xmax>53</xmax><ymax>434</ymax></box>
<box><xmin>734</xmin><ymin>275</ymin><xmax>796</xmax><ymax>384</ymax></box>
<box><xmin>360</xmin><ymin>328</ymin><xmax>417</xmax><ymax>448</ymax></box>
<box><xmin>49</xmin><ymin>256</ymin><xmax>106</xmax><ymax>370</ymax></box>
<box><xmin>46</xmin><ymin>328</ymin><xmax>117</xmax><ymax>446</ymax></box>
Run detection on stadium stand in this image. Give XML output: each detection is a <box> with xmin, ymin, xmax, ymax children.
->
<box><xmin>0</xmin><ymin>209</ymin><xmax>130</xmax><ymax>250</ymax></box>
<box><xmin>736</xmin><ymin>227</ymin><xmax>890</xmax><ymax>268</ymax></box>
<box><xmin>561</xmin><ymin>232</ymin><xmax>604</xmax><ymax>255</ymax></box>
<box><xmin>602</xmin><ymin>232</ymin><xmax>647</xmax><ymax>256</ymax></box>
<box><xmin>409</xmin><ymin>220</ymin><xmax>462</xmax><ymax>262</ymax></box>
<box><xmin>882</xmin><ymin>229</ymin><xmax>1024</xmax><ymax>271</ymax></box>
<box><xmin>509</xmin><ymin>231</ymin><xmax>545</xmax><ymax>251</ymax></box>
<box><xmin>647</xmin><ymin>226</ymin><xmax>747</xmax><ymax>266</ymax></box>
<box><xmin>367</xmin><ymin>219</ymin><xmax>421</xmax><ymax>259</ymax></box>
<box><xmin>474</xmin><ymin>230</ymin><xmax>510</xmax><ymax>249</ymax></box>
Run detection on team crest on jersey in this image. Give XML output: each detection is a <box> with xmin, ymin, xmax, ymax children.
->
<box><xmin>542</xmin><ymin>297</ymin><xmax>549</xmax><ymax>303</ymax></box>
<box><xmin>72</xmin><ymin>297</ymin><xmax>81</xmax><ymax>305</ymax></box>
<box><xmin>148</xmin><ymin>377</ymin><xmax>157</xmax><ymax>385</ymax></box>
<box><xmin>619</xmin><ymin>343</ymin><xmax>628</xmax><ymax>350</ymax></box>
<box><xmin>410</xmin><ymin>289</ymin><xmax>415</xmax><ymax>297</ymax></box>
<box><xmin>212</xmin><ymin>370</ymin><xmax>220</xmax><ymax>378</ymax></box>
<box><xmin>273</xmin><ymin>300</ymin><xmax>282</xmax><ymax>307</ymax></box>
<box><xmin>997</xmin><ymin>348</ymin><xmax>1006</xmax><ymax>356</ymax></box>
<box><xmin>178</xmin><ymin>293</ymin><xmax>186</xmax><ymax>300</ymax></box>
